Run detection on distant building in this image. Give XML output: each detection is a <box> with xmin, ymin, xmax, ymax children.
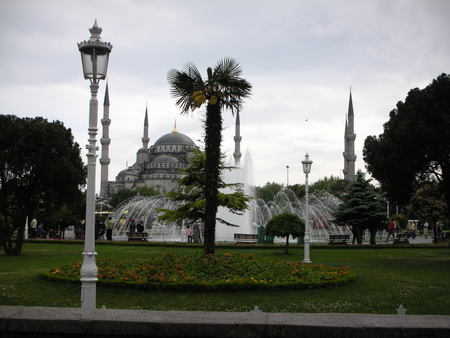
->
<box><xmin>343</xmin><ymin>91</ymin><xmax>356</xmax><ymax>182</ymax></box>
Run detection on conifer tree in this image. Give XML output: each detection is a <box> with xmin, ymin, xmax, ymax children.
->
<box><xmin>333</xmin><ymin>171</ymin><xmax>386</xmax><ymax>244</ymax></box>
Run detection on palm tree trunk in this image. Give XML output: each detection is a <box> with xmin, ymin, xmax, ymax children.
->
<box><xmin>203</xmin><ymin>103</ymin><xmax>222</xmax><ymax>255</ymax></box>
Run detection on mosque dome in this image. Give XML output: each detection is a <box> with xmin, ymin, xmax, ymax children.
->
<box><xmin>151</xmin><ymin>155</ymin><xmax>179</xmax><ymax>163</ymax></box>
<box><xmin>154</xmin><ymin>130</ymin><xmax>195</xmax><ymax>146</ymax></box>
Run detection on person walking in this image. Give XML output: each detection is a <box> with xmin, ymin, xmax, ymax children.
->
<box><xmin>129</xmin><ymin>218</ymin><xmax>137</xmax><ymax>233</ymax></box>
<box><xmin>423</xmin><ymin>222</ymin><xmax>429</xmax><ymax>239</ymax></box>
<box><xmin>386</xmin><ymin>220</ymin><xmax>396</xmax><ymax>242</ymax></box>
<box><xmin>186</xmin><ymin>225</ymin><xmax>193</xmax><ymax>243</ymax></box>
<box><xmin>30</xmin><ymin>218</ymin><xmax>37</xmax><ymax>238</ymax></box>
<box><xmin>410</xmin><ymin>221</ymin><xmax>416</xmax><ymax>239</ymax></box>
<box><xmin>193</xmin><ymin>221</ymin><xmax>201</xmax><ymax>243</ymax></box>
<box><xmin>106</xmin><ymin>217</ymin><xmax>114</xmax><ymax>241</ymax></box>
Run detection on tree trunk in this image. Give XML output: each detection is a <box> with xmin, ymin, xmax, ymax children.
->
<box><xmin>369</xmin><ymin>228</ymin><xmax>377</xmax><ymax>245</ymax></box>
<box><xmin>203</xmin><ymin>103</ymin><xmax>222</xmax><ymax>255</ymax></box>
<box><xmin>354</xmin><ymin>227</ymin><xmax>363</xmax><ymax>245</ymax></box>
<box><xmin>284</xmin><ymin>236</ymin><xmax>289</xmax><ymax>254</ymax></box>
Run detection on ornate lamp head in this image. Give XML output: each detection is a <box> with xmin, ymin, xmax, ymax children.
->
<box><xmin>302</xmin><ymin>153</ymin><xmax>313</xmax><ymax>174</ymax></box>
<box><xmin>78</xmin><ymin>19</ymin><xmax>112</xmax><ymax>82</ymax></box>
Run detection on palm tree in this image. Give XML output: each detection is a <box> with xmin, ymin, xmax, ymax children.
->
<box><xmin>168</xmin><ymin>58</ymin><xmax>252</xmax><ymax>254</ymax></box>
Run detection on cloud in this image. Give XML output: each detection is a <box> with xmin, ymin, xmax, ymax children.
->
<box><xmin>1</xmin><ymin>0</ymin><xmax>449</xmax><ymax>189</ymax></box>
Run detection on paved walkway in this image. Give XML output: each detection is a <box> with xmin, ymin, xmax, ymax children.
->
<box><xmin>1</xmin><ymin>306</ymin><xmax>450</xmax><ymax>338</ymax></box>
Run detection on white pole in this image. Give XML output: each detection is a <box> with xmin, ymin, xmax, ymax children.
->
<box><xmin>286</xmin><ymin>165</ymin><xmax>289</xmax><ymax>187</ymax></box>
<box><xmin>303</xmin><ymin>170</ymin><xmax>311</xmax><ymax>263</ymax></box>
<box><xmin>80</xmin><ymin>82</ymin><xmax>99</xmax><ymax>311</ymax></box>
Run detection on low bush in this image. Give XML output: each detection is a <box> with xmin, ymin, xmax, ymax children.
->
<box><xmin>45</xmin><ymin>252</ymin><xmax>356</xmax><ymax>291</ymax></box>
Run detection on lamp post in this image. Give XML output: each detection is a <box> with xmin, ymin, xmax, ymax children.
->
<box><xmin>286</xmin><ymin>165</ymin><xmax>290</xmax><ymax>187</ymax></box>
<box><xmin>78</xmin><ymin>20</ymin><xmax>112</xmax><ymax>311</ymax></box>
<box><xmin>302</xmin><ymin>153</ymin><xmax>312</xmax><ymax>263</ymax></box>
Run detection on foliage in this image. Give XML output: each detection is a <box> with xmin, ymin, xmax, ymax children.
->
<box><xmin>158</xmin><ymin>149</ymin><xmax>250</xmax><ymax>227</ymax></box>
<box><xmin>109</xmin><ymin>186</ymin><xmax>159</xmax><ymax>209</ymax></box>
<box><xmin>363</xmin><ymin>74</ymin><xmax>450</xmax><ymax>218</ymax></box>
<box><xmin>47</xmin><ymin>252</ymin><xmax>354</xmax><ymax>291</ymax></box>
<box><xmin>288</xmin><ymin>184</ymin><xmax>305</xmax><ymax>199</ymax></box>
<box><xmin>168</xmin><ymin>57</ymin><xmax>252</xmax><ymax>255</ymax></box>
<box><xmin>0</xmin><ymin>115</ymin><xmax>85</xmax><ymax>255</ymax></box>
<box><xmin>255</xmin><ymin>182</ymin><xmax>284</xmax><ymax>202</ymax></box>
<box><xmin>333</xmin><ymin>171</ymin><xmax>387</xmax><ymax>245</ymax></box>
<box><xmin>256</xmin><ymin>177</ymin><xmax>348</xmax><ymax>203</ymax></box>
<box><xmin>409</xmin><ymin>184</ymin><xmax>448</xmax><ymax>225</ymax></box>
<box><xmin>265</xmin><ymin>212</ymin><xmax>305</xmax><ymax>254</ymax></box>
<box><xmin>310</xmin><ymin>176</ymin><xmax>349</xmax><ymax>200</ymax></box>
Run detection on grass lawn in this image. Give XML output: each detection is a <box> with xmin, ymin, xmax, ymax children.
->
<box><xmin>0</xmin><ymin>241</ymin><xmax>449</xmax><ymax>314</ymax></box>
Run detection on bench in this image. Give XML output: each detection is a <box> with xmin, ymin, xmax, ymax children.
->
<box><xmin>127</xmin><ymin>232</ymin><xmax>148</xmax><ymax>242</ymax></box>
<box><xmin>234</xmin><ymin>233</ymin><xmax>258</xmax><ymax>244</ymax></box>
<box><xmin>393</xmin><ymin>232</ymin><xmax>409</xmax><ymax>244</ymax></box>
<box><xmin>328</xmin><ymin>234</ymin><xmax>350</xmax><ymax>245</ymax></box>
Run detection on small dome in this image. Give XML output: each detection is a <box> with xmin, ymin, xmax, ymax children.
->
<box><xmin>151</xmin><ymin>155</ymin><xmax>179</xmax><ymax>163</ymax></box>
<box><xmin>117</xmin><ymin>170</ymin><xmax>127</xmax><ymax>176</ymax></box>
<box><xmin>137</xmin><ymin>148</ymin><xmax>147</xmax><ymax>154</ymax></box>
<box><xmin>154</xmin><ymin>131</ymin><xmax>195</xmax><ymax>146</ymax></box>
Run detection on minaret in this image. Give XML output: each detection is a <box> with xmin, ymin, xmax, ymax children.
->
<box><xmin>142</xmin><ymin>104</ymin><xmax>150</xmax><ymax>149</ymax></box>
<box><xmin>343</xmin><ymin>91</ymin><xmax>356</xmax><ymax>182</ymax></box>
<box><xmin>233</xmin><ymin>111</ymin><xmax>242</xmax><ymax>166</ymax></box>
<box><xmin>99</xmin><ymin>83</ymin><xmax>111</xmax><ymax>198</ymax></box>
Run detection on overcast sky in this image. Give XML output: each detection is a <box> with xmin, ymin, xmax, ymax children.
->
<box><xmin>1</xmin><ymin>0</ymin><xmax>449</xmax><ymax>189</ymax></box>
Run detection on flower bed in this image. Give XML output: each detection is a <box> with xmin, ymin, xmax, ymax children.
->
<box><xmin>45</xmin><ymin>252</ymin><xmax>356</xmax><ymax>291</ymax></box>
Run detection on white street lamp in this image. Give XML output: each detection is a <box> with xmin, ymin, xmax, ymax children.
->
<box><xmin>78</xmin><ymin>19</ymin><xmax>112</xmax><ymax>311</ymax></box>
<box><xmin>302</xmin><ymin>153</ymin><xmax>313</xmax><ymax>264</ymax></box>
<box><xmin>286</xmin><ymin>165</ymin><xmax>290</xmax><ymax>187</ymax></box>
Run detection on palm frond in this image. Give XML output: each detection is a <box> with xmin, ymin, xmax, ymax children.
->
<box><xmin>211</xmin><ymin>57</ymin><xmax>252</xmax><ymax>113</ymax></box>
<box><xmin>167</xmin><ymin>63</ymin><xmax>205</xmax><ymax>114</ymax></box>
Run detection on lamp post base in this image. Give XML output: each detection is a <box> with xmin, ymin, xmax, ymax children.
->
<box><xmin>303</xmin><ymin>235</ymin><xmax>312</xmax><ymax>264</ymax></box>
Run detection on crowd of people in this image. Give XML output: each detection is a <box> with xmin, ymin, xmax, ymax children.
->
<box><xmin>386</xmin><ymin>219</ymin><xmax>445</xmax><ymax>243</ymax></box>
<box><xmin>28</xmin><ymin>218</ymin><xmax>69</xmax><ymax>239</ymax></box>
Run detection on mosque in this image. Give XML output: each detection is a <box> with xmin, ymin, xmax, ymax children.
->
<box><xmin>98</xmin><ymin>84</ymin><xmax>243</xmax><ymax>198</ymax></box>
<box><xmin>98</xmin><ymin>84</ymin><xmax>355</xmax><ymax>199</ymax></box>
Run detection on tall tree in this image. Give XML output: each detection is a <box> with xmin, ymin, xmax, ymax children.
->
<box><xmin>0</xmin><ymin>115</ymin><xmax>85</xmax><ymax>255</ymax></box>
<box><xmin>364</xmin><ymin>74</ymin><xmax>450</xmax><ymax>217</ymax></box>
<box><xmin>333</xmin><ymin>171</ymin><xmax>386</xmax><ymax>245</ymax></box>
<box><xmin>158</xmin><ymin>148</ymin><xmax>250</xmax><ymax>227</ymax></box>
<box><xmin>168</xmin><ymin>58</ymin><xmax>252</xmax><ymax>254</ymax></box>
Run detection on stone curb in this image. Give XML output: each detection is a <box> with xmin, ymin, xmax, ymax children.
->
<box><xmin>1</xmin><ymin>306</ymin><xmax>449</xmax><ymax>337</ymax></box>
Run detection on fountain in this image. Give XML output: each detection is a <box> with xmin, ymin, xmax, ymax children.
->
<box><xmin>107</xmin><ymin>151</ymin><xmax>346</xmax><ymax>243</ymax></box>
<box><xmin>253</xmin><ymin>189</ymin><xmax>348</xmax><ymax>243</ymax></box>
<box><xmin>110</xmin><ymin>195</ymin><xmax>184</xmax><ymax>241</ymax></box>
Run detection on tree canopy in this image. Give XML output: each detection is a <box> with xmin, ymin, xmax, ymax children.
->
<box><xmin>158</xmin><ymin>148</ymin><xmax>251</xmax><ymax>228</ymax></box>
<box><xmin>310</xmin><ymin>176</ymin><xmax>349</xmax><ymax>200</ymax></box>
<box><xmin>333</xmin><ymin>171</ymin><xmax>386</xmax><ymax>244</ymax></box>
<box><xmin>255</xmin><ymin>182</ymin><xmax>284</xmax><ymax>202</ymax></box>
<box><xmin>265</xmin><ymin>212</ymin><xmax>304</xmax><ymax>254</ymax></box>
<box><xmin>363</xmin><ymin>74</ymin><xmax>450</xmax><ymax>218</ymax></box>
<box><xmin>0</xmin><ymin>115</ymin><xmax>86</xmax><ymax>255</ymax></box>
